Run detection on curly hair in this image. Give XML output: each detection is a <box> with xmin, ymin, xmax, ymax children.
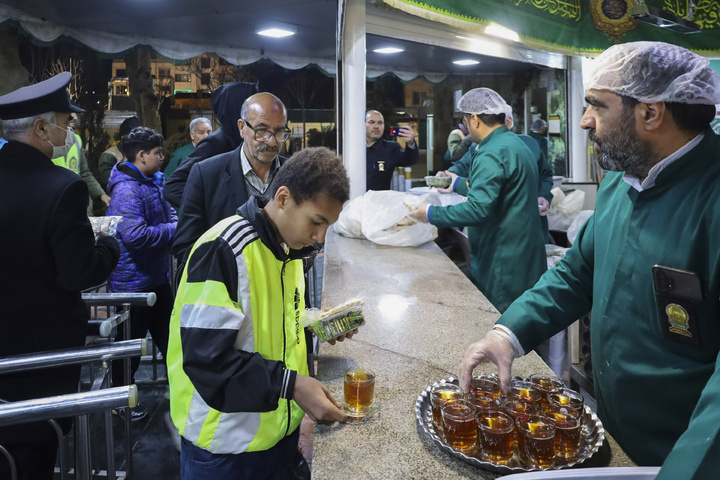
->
<box><xmin>123</xmin><ymin>126</ymin><xmax>164</xmax><ymax>163</ymax></box>
<box><xmin>268</xmin><ymin>147</ymin><xmax>350</xmax><ymax>206</ymax></box>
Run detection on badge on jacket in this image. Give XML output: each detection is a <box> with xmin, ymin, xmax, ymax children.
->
<box><xmin>377</xmin><ymin>161</ymin><xmax>385</xmax><ymax>172</ymax></box>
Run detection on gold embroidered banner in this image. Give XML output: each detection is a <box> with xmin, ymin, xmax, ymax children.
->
<box><xmin>382</xmin><ymin>0</ymin><xmax>720</xmax><ymax>55</ymax></box>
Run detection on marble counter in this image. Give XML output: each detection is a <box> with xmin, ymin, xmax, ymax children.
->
<box><xmin>312</xmin><ymin>227</ymin><xmax>634</xmax><ymax>479</ymax></box>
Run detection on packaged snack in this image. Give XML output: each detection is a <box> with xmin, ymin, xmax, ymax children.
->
<box><xmin>302</xmin><ymin>298</ymin><xmax>365</xmax><ymax>342</ymax></box>
<box><xmin>89</xmin><ymin>216</ymin><xmax>122</xmax><ymax>237</ymax></box>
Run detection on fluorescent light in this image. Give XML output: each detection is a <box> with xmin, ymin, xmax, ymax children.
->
<box><xmin>256</xmin><ymin>27</ymin><xmax>296</xmax><ymax>38</ymax></box>
<box><xmin>453</xmin><ymin>59</ymin><xmax>480</xmax><ymax>66</ymax></box>
<box><xmin>485</xmin><ymin>25</ymin><xmax>520</xmax><ymax>42</ymax></box>
<box><xmin>373</xmin><ymin>47</ymin><xmax>404</xmax><ymax>54</ymax></box>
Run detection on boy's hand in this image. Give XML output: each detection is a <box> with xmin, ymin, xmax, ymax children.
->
<box><xmin>293</xmin><ymin>375</ymin><xmax>348</xmax><ymax>424</ymax></box>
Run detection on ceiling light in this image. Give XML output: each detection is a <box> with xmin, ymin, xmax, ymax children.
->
<box><xmin>453</xmin><ymin>59</ymin><xmax>480</xmax><ymax>66</ymax></box>
<box><xmin>485</xmin><ymin>25</ymin><xmax>520</xmax><ymax>42</ymax></box>
<box><xmin>629</xmin><ymin>1</ymin><xmax>700</xmax><ymax>33</ymax></box>
<box><xmin>373</xmin><ymin>47</ymin><xmax>404</xmax><ymax>54</ymax></box>
<box><xmin>256</xmin><ymin>27</ymin><xmax>296</xmax><ymax>38</ymax></box>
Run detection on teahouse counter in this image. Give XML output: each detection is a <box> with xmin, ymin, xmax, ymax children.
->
<box><xmin>311</xmin><ymin>227</ymin><xmax>634</xmax><ymax>479</ymax></box>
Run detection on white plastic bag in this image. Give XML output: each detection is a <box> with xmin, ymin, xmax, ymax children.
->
<box><xmin>567</xmin><ymin>210</ymin><xmax>594</xmax><ymax>245</ymax></box>
<box><xmin>335</xmin><ymin>190</ymin><xmax>438</xmax><ymax>247</ymax></box>
<box><xmin>547</xmin><ymin>187</ymin><xmax>585</xmax><ymax>231</ymax></box>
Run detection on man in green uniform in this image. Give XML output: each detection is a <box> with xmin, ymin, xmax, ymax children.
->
<box><xmin>459</xmin><ymin>41</ymin><xmax>720</xmax><ymax>478</ymax></box>
<box><xmin>409</xmin><ymin>88</ymin><xmax>546</xmax><ymax>313</ymax></box>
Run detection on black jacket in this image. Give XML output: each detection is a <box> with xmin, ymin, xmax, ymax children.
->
<box><xmin>171</xmin><ymin>144</ymin><xmax>287</xmax><ymax>262</ymax></box>
<box><xmin>163</xmin><ymin>81</ymin><xmax>257</xmax><ymax>208</ymax></box>
<box><xmin>0</xmin><ymin>141</ymin><xmax>120</xmax><ymax>444</ymax></box>
<box><xmin>366</xmin><ymin>139</ymin><xmax>419</xmax><ymax>190</ymax></box>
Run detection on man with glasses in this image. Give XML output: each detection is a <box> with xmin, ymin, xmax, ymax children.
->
<box><xmin>172</xmin><ymin>92</ymin><xmax>291</xmax><ymax>263</ymax></box>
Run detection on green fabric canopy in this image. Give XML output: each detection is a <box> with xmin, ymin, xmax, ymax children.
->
<box><xmin>383</xmin><ymin>0</ymin><xmax>720</xmax><ymax>56</ymax></box>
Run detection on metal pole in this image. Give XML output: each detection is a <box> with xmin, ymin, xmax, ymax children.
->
<box><xmin>0</xmin><ymin>339</ymin><xmax>146</xmax><ymax>375</ymax></box>
<box><xmin>82</xmin><ymin>292</ymin><xmax>156</xmax><ymax>307</ymax></box>
<box><xmin>0</xmin><ymin>386</ymin><xmax>137</xmax><ymax>426</ymax></box>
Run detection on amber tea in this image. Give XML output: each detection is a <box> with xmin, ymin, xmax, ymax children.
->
<box><xmin>343</xmin><ymin>368</ymin><xmax>375</xmax><ymax>413</ymax></box>
<box><xmin>441</xmin><ymin>399</ymin><xmax>477</xmax><ymax>454</ymax></box>
<box><xmin>547</xmin><ymin>411</ymin><xmax>582</xmax><ymax>460</ymax></box>
<box><xmin>430</xmin><ymin>384</ymin><xmax>463</xmax><ymax>433</ymax></box>
<box><xmin>519</xmin><ymin>415</ymin><xmax>556</xmax><ymax>468</ymax></box>
<box><xmin>478</xmin><ymin>412</ymin><xmax>514</xmax><ymax>465</ymax></box>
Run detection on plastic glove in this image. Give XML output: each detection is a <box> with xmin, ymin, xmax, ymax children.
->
<box><xmin>538</xmin><ymin>197</ymin><xmax>549</xmax><ymax>216</ymax></box>
<box><xmin>438</xmin><ymin>171</ymin><xmax>458</xmax><ymax>194</ymax></box>
<box><xmin>407</xmin><ymin>203</ymin><xmax>430</xmax><ymax>223</ymax></box>
<box><xmin>459</xmin><ymin>329</ymin><xmax>516</xmax><ymax>394</ymax></box>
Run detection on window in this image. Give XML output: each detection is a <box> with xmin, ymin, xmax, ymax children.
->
<box><xmin>200</xmin><ymin>73</ymin><xmax>211</xmax><ymax>86</ymax></box>
<box><xmin>115</xmin><ymin>85</ymin><xmax>128</xmax><ymax>95</ymax></box>
<box><xmin>115</xmin><ymin>68</ymin><xmax>127</xmax><ymax>77</ymax></box>
<box><xmin>159</xmin><ymin>68</ymin><xmax>171</xmax><ymax>77</ymax></box>
<box><xmin>412</xmin><ymin>91</ymin><xmax>427</xmax><ymax>106</ymax></box>
<box><xmin>175</xmin><ymin>74</ymin><xmax>192</xmax><ymax>83</ymax></box>
<box><xmin>200</xmin><ymin>57</ymin><xmax>211</xmax><ymax>69</ymax></box>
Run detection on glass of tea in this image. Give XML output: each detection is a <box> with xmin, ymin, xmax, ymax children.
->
<box><xmin>441</xmin><ymin>399</ymin><xmax>478</xmax><ymax>454</ymax></box>
<box><xmin>528</xmin><ymin>373</ymin><xmax>564</xmax><ymax>410</ymax></box>
<box><xmin>518</xmin><ymin>414</ymin><xmax>556</xmax><ymax>468</ymax></box>
<box><xmin>501</xmin><ymin>398</ymin><xmax>539</xmax><ymax>449</ymax></box>
<box><xmin>477</xmin><ymin>411</ymin><xmax>515</xmax><ymax>465</ymax></box>
<box><xmin>545</xmin><ymin>410</ymin><xmax>582</xmax><ymax>460</ymax></box>
<box><xmin>343</xmin><ymin>368</ymin><xmax>375</xmax><ymax>414</ymax></box>
<box><xmin>469</xmin><ymin>374</ymin><xmax>501</xmax><ymax>401</ymax></box>
<box><xmin>547</xmin><ymin>388</ymin><xmax>585</xmax><ymax>420</ymax></box>
<box><xmin>508</xmin><ymin>380</ymin><xmax>542</xmax><ymax>406</ymax></box>
<box><xmin>430</xmin><ymin>383</ymin><xmax>464</xmax><ymax>436</ymax></box>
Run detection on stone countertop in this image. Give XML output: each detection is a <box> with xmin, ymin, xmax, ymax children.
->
<box><xmin>312</xmin><ymin>227</ymin><xmax>634</xmax><ymax>479</ymax></box>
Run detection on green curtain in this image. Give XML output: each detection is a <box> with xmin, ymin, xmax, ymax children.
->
<box><xmin>382</xmin><ymin>0</ymin><xmax>720</xmax><ymax>55</ymax></box>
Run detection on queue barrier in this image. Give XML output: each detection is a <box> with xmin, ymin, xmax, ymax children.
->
<box><xmin>0</xmin><ymin>339</ymin><xmax>146</xmax><ymax>480</ymax></box>
<box><xmin>81</xmin><ymin>292</ymin><xmax>156</xmax><ymax>307</ymax></box>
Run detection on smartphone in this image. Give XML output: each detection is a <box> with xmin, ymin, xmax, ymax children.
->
<box><xmin>389</xmin><ymin>126</ymin><xmax>402</xmax><ymax>136</ymax></box>
<box><xmin>652</xmin><ymin>265</ymin><xmax>702</xmax><ymax>346</ymax></box>
<box><xmin>652</xmin><ymin>265</ymin><xmax>703</xmax><ymax>301</ymax></box>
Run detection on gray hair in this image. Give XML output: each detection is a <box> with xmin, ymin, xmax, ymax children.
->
<box><xmin>189</xmin><ymin>117</ymin><xmax>212</xmax><ymax>133</ymax></box>
<box><xmin>2</xmin><ymin>112</ymin><xmax>56</xmax><ymax>140</ymax></box>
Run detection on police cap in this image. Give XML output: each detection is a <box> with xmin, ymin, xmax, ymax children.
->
<box><xmin>0</xmin><ymin>72</ymin><xmax>85</xmax><ymax>120</ymax></box>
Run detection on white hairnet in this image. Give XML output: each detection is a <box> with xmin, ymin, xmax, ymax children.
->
<box><xmin>584</xmin><ymin>41</ymin><xmax>720</xmax><ymax>105</ymax></box>
<box><xmin>503</xmin><ymin>104</ymin><xmax>514</xmax><ymax>127</ymax></box>
<box><xmin>457</xmin><ymin>88</ymin><xmax>508</xmax><ymax>115</ymax></box>
<box><xmin>531</xmin><ymin>119</ymin><xmax>547</xmax><ymax>131</ymax></box>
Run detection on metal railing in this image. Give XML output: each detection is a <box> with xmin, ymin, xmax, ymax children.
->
<box><xmin>0</xmin><ymin>386</ymin><xmax>137</xmax><ymax>480</ymax></box>
<box><xmin>0</xmin><ymin>340</ymin><xmax>146</xmax><ymax>480</ymax></box>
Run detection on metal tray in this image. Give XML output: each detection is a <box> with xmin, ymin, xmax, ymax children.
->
<box><xmin>415</xmin><ymin>377</ymin><xmax>605</xmax><ymax>475</ymax></box>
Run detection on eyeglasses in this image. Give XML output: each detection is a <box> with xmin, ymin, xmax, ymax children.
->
<box><xmin>243</xmin><ymin>120</ymin><xmax>291</xmax><ymax>143</ymax></box>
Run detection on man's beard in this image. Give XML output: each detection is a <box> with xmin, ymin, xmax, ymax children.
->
<box><xmin>589</xmin><ymin>108</ymin><xmax>657</xmax><ymax>178</ymax></box>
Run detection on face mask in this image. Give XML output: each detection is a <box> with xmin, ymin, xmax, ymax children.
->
<box><xmin>46</xmin><ymin>122</ymin><xmax>75</xmax><ymax>158</ymax></box>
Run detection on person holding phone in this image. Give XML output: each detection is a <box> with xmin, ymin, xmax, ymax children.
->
<box><xmin>457</xmin><ymin>42</ymin><xmax>720</xmax><ymax>479</ymax></box>
<box><xmin>365</xmin><ymin>109</ymin><xmax>418</xmax><ymax>190</ymax></box>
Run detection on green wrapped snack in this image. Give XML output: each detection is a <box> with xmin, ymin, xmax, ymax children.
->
<box><xmin>303</xmin><ymin>299</ymin><xmax>365</xmax><ymax>342</ymax></box>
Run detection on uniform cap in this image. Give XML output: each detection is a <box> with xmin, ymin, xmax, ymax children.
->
<box><xmin>0</xmin><ymin>72</ymin><xmax>84</xmax><ymax>120</ymax></box>
<box><xmin>584</xmin><ymin>41</ymin><xmax>720</xmax><ymax>105</ymax></box>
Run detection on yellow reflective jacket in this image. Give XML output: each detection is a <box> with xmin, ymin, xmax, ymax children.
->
<box><xmin>167</xmin><ymin>196</ymin><xmax>311</xmax><ymax>454</ymax></box>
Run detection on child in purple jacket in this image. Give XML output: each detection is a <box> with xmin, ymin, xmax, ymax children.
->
<box><xmin>107</xmin><ymin>126</ymin><xmax>177</xmax><ymax>420</ymax></box>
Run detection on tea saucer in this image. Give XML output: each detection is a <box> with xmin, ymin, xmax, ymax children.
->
<box><xmin>342</xmin><ymin>403</ymin><xmax>380</xmax><ymax>422</ymax></box>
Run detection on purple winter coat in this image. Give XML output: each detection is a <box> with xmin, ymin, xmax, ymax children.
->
<box><xmin>107</xmin><ymin>161</ymin><xmax>177</xmax><ymax>292</ymax></box>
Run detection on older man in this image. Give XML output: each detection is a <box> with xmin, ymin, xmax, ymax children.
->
<box><xmin>365</xmin><ymin>110</ymin><xmax>418</xmax><ymax>190</ymax></box>
<box><xmin>0</xmin><ymin>73</ymin><xmax>120</xmax><ymax>480</ymax></box>
<box><xmin>172</xmin><ymin>92</ymin><xmax>290</xmax><ymax>263</ymax></box>
<box><xmin>163</xmin><ymin>81</ymin><xmax>257</xmax><ymax>208</ymax></box>
<box><xmin>410</xmin><ymin>88</ymin><xmax>547</xmax><ymax>313</ymax></box>
<box><xmin>459</xmin><ymin>42</ymin><xmax>720</xmax><ymax>478</ymax></box>
<box><xmin>163</xmin><ymin>117</ymin><xmax>213</xmax><ymax>178</ymax></box>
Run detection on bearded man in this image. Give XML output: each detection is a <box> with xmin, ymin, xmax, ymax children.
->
<box><xmin>458</xmin><ymin>41</ymin><xmax>720</xmax><ymax>479</ymax></box>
